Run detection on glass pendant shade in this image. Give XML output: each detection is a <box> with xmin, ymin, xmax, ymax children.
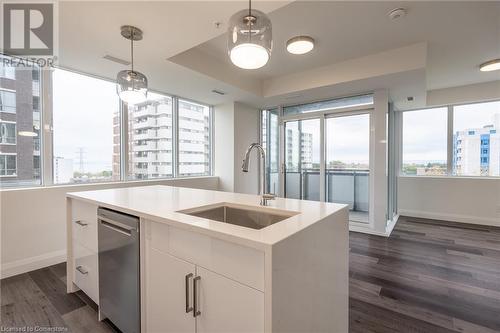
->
<box><xmin>116</xmin><ymin>69</ymin><xmax>148</xmax><ymax>105</ymax></box>
<box><xmin>227</xmin><ymin>9</ymin><xmax>272</xmax><ymax>69</ymax></box>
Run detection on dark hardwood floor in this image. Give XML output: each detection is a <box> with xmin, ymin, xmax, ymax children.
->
<box><xmin>1</xmin><ymin>216</ymin><xmax>500</xmax><ymax>332</ymax></box>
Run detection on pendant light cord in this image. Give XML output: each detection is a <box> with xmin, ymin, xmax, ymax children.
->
<box><xmin>248</xmin><ymin>0</ymin><xmax>252</xmax><ymax>44</ymax></box>
<box><xmin>130</xmin><ymin>27</ymin><xmax>134</xmax><ymax>73</ymax></box>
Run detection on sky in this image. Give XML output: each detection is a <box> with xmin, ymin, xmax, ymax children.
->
<box><xmin>52</xmin><ymin>69</ymin><xmax>118</xmax><ymax>173</ymax></box>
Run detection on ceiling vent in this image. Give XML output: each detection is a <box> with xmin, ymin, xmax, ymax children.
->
<box><xmin>212</xmin><ymin>89</ymin><xmax>226</xmax><ymax>96</ymax></box>
<box><xmin>103</xmin><ymin>54</ymin><xmax>131</xmax><ymax>66</ymax></box>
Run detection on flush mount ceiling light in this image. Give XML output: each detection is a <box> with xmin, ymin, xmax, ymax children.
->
<box><xmin>479</xmin><ymin>59</ymin><xmax>500</xmax><ymax>72</ymax></box>
<box><xmin>116</xmin><ymin>25</ymin><xmax>148</xmax><ymax>105</ymax></box>
<box><xmin>227</xmin><ymin>0</ymin><xmax>272</xmax><ymax>69</ymax></box>
<box><xmin>286</xmin><ymin>36</ymin><xmax>314</xmax><ymax>55</ymax></box>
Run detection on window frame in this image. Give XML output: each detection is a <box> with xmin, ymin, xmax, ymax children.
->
<box><xmin>0</xmin><ymin>153</ymin><xmax>17</xmax><ymax>177</ymax></box>
<box><xmin>0</xmin><ymin>121</ymin><xmax>17</xmax><ymax>145</ymax></box>
<box><xmin>0</xmin><ymin>88</ymin><xmax>17</xmax><ymax>114</ymax></box>
<box><xmin>260</xmin><ymin>93</ymin><xmax>375</xmax><ymax>199</ymax></box>
<box><xmin>1</xmin><ymin>62</ymin><xmax>214</xmax><ymax>188</ymax></box>
<box><xmin>398</xmin><ymin>99</ymin><xmax>500</xmax><ymax>179</ymax></box>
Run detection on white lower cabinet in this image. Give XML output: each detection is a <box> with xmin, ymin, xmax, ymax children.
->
<box><xmin>147</xmin><ymin>248</ymin><xmax>196</xmax><ymax>333</ymax></box>
<box><xmin>196</xmin><ymin>266</ymin><xmax>264</xmax><ymax>333</ymax></box>
<box><xmin>146</xmin><ymin>223</ymin><xmax>265</xmax><ymax>333</ymax></box>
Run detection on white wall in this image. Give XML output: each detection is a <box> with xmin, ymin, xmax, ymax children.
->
<box><xmin>398</xmin><ymin>176</ymin><xmax>500</xmax><ymax>226</ymax></box>
<box><xmin>233</xmin><ymin>102</ymin><xmax>260</xmax><ymax>195</ymax></box>
<box><xmin>214</xmin><ymin>102</ymin><xmax>259</xmax><ymax>195</ymax></box>
<box><xmin>0</xmin><ymin>177</ymin><xmax>218</xmax><ymax>278</ymax></box>
<box><xmin>214</xmin><ymin>102</ymin><xmax>235</xmax><ymax>192</ymax></box>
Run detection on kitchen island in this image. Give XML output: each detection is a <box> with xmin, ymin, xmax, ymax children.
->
<box><xmin>66</xmin><ymin>185</ymin><xmax>349</xmax><ymax>333</ymax></box>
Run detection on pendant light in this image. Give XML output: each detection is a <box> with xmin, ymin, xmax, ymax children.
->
<box><xmin>227</xmin><ymin>0</ymin><xmax>272</xmax><ymax>70</ymax></box>
<box><xmin>116</xmin><ymin>25</ymin><xmax>148</xmax><ymax>105</ymax></box>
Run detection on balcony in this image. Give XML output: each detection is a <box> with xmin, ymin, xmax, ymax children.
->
<box><xmin>282</xmin><ymin>168</ymin><xmax>369</xmax><ymax>223</ymax></box>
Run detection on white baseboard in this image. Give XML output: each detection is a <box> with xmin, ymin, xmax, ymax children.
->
<box><xmin>399</xmin><ymin>209</ymin><xmax>500</xmax><ymax>227</ymax></box>
<box><xmin>1</xmin><ymin>250</ymin><xmax>66</xmax><ymax>279</ymax></box>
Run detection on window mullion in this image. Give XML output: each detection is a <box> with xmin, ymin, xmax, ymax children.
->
<box><xmin>173</xmin><ymin>96</ymin><xmax>179</xmax><ymax>178</ymax></box>
<box><xmin>41</xmin><ymin>68</ymin><xmax>53</xmax><ymax>186</ymax></box>
<box><xmin>447</xmin><ymin>106</ymin><xmax>454</xmax><ymax>176</ymax></box>
<box><xmin>120</xmin><ymin>101</ymin><xmax>129</xmax><ymax>180</ymax></box>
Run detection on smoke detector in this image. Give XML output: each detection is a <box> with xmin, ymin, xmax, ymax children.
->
<box><xmin>388</xmin><ymin>8</ymin><xmax>407</xmax><ymax>20</ymax></box>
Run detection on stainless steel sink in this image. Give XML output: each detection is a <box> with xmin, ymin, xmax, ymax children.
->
<box><xmin>178</xmin><ymin>203</ymin><xmax>298</xmax><ymax>230</ymax></box>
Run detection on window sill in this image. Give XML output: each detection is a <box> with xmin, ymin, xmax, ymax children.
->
<box><xmin>398</xmin><ymin>175</ymin><xmax>500</xmax><ymax>180</ymax></box>
<box><xmin>0</xmin><ymin>175</ymin><xmax>217</xmax><ymax>192</ymax></box>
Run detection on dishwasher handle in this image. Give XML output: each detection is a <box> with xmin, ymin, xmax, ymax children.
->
<box><xmin>98</xmin><ymin>216</ymin><xmax>136</xmax><ymax>236</ymax></box>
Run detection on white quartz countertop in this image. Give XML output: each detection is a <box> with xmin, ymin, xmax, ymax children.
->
<box><xmin>67</xmin><ymin>185</ymin><xmax>348</xmax><ymax>249</ymax></box>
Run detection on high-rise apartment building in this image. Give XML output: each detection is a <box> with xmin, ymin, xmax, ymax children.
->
<box><xmin>285</xmin><ymin>128</ymin><xmax>313</xmax><ymax>170</ymax></box>
<box><xmin>0</xmin><ymin>61</ymin><xmax>41</xmax><ymax>186</ymax></box>
<box><xmin>113</xmin><ymin>96</ymin><xmax>210</xmax><ymax>179</ymax></box>
<box><xmin>453</xmin><ymin>115</ymin><xmax>500</xmax><ymax>176</ymax></box>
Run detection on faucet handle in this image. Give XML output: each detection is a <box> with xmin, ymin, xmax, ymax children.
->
<box><xmin>261</xmin><ymin>193</ymin><xmax>276</xmax><ymax>206</ymax></box>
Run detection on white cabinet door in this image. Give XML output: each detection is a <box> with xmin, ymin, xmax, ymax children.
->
<box><xmin>196</xmin><ymin>267</ymin><xmax>265</xmax><ymax>333</ymax></box>
<box><xmin>147</xmin><ymin>248</ymin><xmax>196</xmax><ymax>333</ymax></box>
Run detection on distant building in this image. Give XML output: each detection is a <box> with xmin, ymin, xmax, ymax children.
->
<box><xmin>113</xmin><ymin>97</ymin><xmax>210</xmax><ymax>179</ymax></box>
<box><xmin>285</xmin><ymin>128</ymin><xmax>313</xmax><ymax>170</ymax></box>
<box><xmin>453</xmin><ymin>115</ymin><xmax>500</xmax><ymax>176</ymax></box>
<box><xmin>54</xmin><ymin>157</ymin><xmax>74</xmax><ymax>183</ymax></box>
<box><xmin>0</xmin><ymin>60</ymin><xmax>41</xmax><ymax>186</ymax></box>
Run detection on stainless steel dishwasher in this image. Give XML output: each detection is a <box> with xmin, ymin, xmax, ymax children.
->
<box><xmin>98</xmin><ymin>207</ymin><xmax>140</xmax><ymax>333</ymax></box>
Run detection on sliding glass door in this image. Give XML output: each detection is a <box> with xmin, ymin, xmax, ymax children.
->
<box><xmin>281</xmin><ymin>113</ymin><xmax>370</xmax><ymax>223</ymax></box>
<box><xmin>284</xmin><ymin>119</ymin><xmax>321</xmax><ymax>200</ymax></box>
<box><xmin>326</xmin><ymin>114</ymin><xmax>370</xmax><ymax>223</ymax></box>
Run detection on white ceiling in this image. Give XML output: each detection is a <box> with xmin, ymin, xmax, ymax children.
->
<box><xmin>57</xmin><ymin>1</ymin><xmax>288</xmax><ymax>106</ymax></box>
<box><xmin>190</xmin><ymin>1</ymin><xmax>500</xmax><ymax>88</ymax></box>
<box><xmin>57</xmin><ymin>1</ymin><xmax>500</xmax><ymax>108</ymax></box>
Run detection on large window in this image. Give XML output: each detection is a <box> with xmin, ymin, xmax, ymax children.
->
<box><xmin>402</xmin><ymin>108</ymin><xmax>448</xmax><ymax>176</ymax></box>
<box><xmin>0</xmin><ymin>89</ymin><xmax>16</xmax><ymax>113</ymax></box>
<box><xmin>400</xmin><ymin>100</ymin><xmax>500</xmax><ymax>178</ymax></box>
<box><xmin>128</xmin><ymin>92</ymin><xmax>173</xmax><ymax>180</ymax></box>
<box><xmin>178</xmin><ymin>99</ymin><xmax>211</xmax><ymax>177</ymax></box>
<box><xmin>0</xmin><ymin>57</ymin><xmax>212</xmax><ymax>188</ymax></box>
<box><xmin>52</xmin><ymin>68</ymin><xmax>120</xmax><ymax>184</ymax></box>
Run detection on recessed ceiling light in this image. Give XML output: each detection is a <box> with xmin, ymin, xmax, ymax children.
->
<box><xmin>479</xmin><ymin>59</ymin><xmax>500</xmax><ymax>72</ymax></box>
<box><xmin>286</xmin><ymin>36</ymin><xmax>314</xmax><ymax>55</ymax></box>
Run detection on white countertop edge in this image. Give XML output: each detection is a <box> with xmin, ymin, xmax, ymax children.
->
<box><xmin>67</xmin><ymin>186</ymin><xmax>349</xmax><ymax>250</ymax></box>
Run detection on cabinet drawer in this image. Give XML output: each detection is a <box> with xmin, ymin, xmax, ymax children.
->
<box><xmin>72</xmin><ymin>200</ymin><xmax>98</xmax><ymax>252</ymax></box>
<box><xmin>151</xmin><ymin>222</ymin><xmax>265</xmax><ymax>291</ymax></box>
<box><xmin>73</xmin><ymin>242</ymin><xmax>99</xmax><ymax>304</ymax></box>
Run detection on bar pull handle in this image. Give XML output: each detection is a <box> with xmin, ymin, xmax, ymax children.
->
<box><xmin>75</xmin><ymin>220</ymin><xmax>88</xmax><ymax>227</ymax></box>
<box><xmin>193</xmin><ymin>276</ymin><xmax>201</xmax><ymax>317</ymax></box>
<box><xmin>76</xmin><ymin>265</ymin><xmax>88</xmax><ymax>275</ymax></box>
<box><xmin>185</xmin><ymin>273</ymin><xmax>193</xmax><ymax>313</ymax></box>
